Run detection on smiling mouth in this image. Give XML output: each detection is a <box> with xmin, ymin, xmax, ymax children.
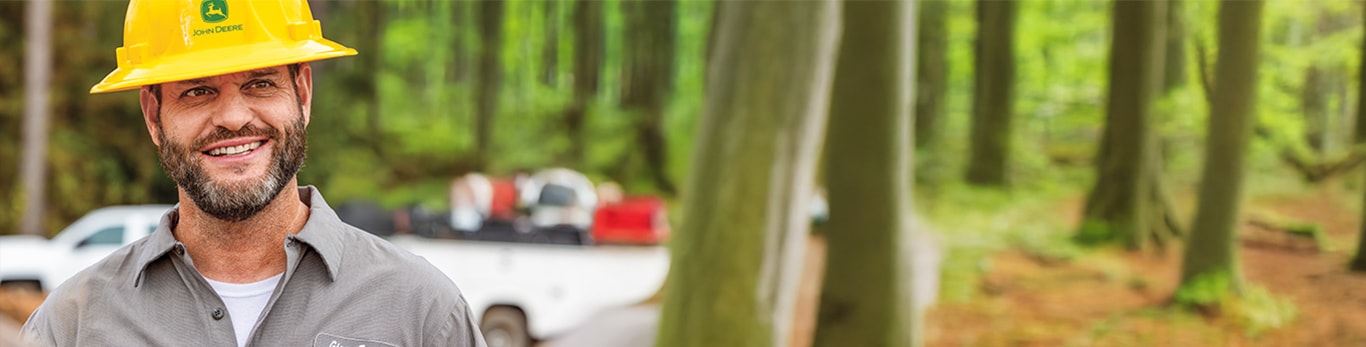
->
<box><xmin>204</xmin><ymin>140</ymin><xmax>265</xmax><ymax>157</ymax></box>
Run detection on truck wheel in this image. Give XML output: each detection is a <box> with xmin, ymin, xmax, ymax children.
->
<box><xmin>0</xmin><ymin>280</ymin><xmax>42</xmax><ymax>293</ymax></box>
<box><xmin>481</xmin><ymin>306</ymin><xmax>531</xmax><ymax>347</ymax></box>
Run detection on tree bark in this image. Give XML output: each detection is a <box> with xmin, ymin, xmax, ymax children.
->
<box><xmin>1078</xmin><ymin>0</ymin><xmax>1175</xmax><ymax>250</ymax></box>
<box><xmin>814</xmin><ymin>0</ymin><xmax>921</xmax><ymax>346</ymax></box>
<box><xmin>965</xmin><ymin>0</ymin><xmax>1016</xmax><ymax>186</ymax></box>
<box><xmin>565</xmin><ymin>0</ymin><xmax>603</xmax><ymax>167</ymax></box>
<box><xmin>20</xmin><ymin>0</ymin><xmax>53</xmax><ymax>236</ymax></box>
<box><xmin>475</xmin><ymin>0</ymin><xmax>505</xmax><ymax>170</ymax></box>
<box><xmin>1178</xmin><ymin>0</ymin><xmax>1264</xmax><ymax>298</ymax></box>
<box><xmin>654</xmin><ymin>1</ymin><xmax>840</xmax><ymax>346</ymax></box>
<box><xmin>621</xmin><ymin>0</ymin><xmax>678</xmax><ymax>195</ymax></box>
<box><xmin>914</xmin><ymin>0</ymin><xmax>946</xmax><ymax>150</ymax></box>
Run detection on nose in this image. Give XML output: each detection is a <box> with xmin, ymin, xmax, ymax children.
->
<box><xmin>209</xmin><ymin>89</ymin><xmax>253</xmax><ymax>131</ymax></box>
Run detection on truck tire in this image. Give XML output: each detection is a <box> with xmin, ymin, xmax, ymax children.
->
<box><xmin>480</xmin><ymin>306</ymin><xmax>531</xmax><ymax>347</ymax></box>
<box><xmin>0</xmin><ymin>279</ymin><xmax>42</xmax><ymax>293</ymax></box>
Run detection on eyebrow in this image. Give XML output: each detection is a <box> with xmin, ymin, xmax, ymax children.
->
<box><xmin>171</xmin><ymin>69</ymin><xmax>280</xmax><ymax>87</ymax></box>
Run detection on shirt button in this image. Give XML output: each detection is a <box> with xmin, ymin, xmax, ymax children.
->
<box><xmin>211</xmin><ymin>308</ymin><xmax>225</xmax><ymax>320</ymax></box>
<box><xmin>173</xmin><ymin>244</ymin><xmax>185</xmax><ymax>256</ymax></box>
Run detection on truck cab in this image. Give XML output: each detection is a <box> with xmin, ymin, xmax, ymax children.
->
<box><xmin>0</xmin><ymin>205</ymin><xmax>172</xmax><ymax>292</ymax></box>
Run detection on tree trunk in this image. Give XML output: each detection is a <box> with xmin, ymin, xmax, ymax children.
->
<box><xmin>20</xmin><ymin>0</ymin><xmax>53</xmax><ymax>236</ymax></box>
<box><xmin>965</xmin><ymin>0</ymin><xmax>1016</xmax><ymax>186</ymax></box>
<box><xmin>621</xmin><ymin>0</ymin><xmax>678</xmax><ymax>195</ymax></box>
<box><xmin>1303</xmin><ymin>67</ymin><xmax>1328</xmax><ymax>154</ymax></box>
<box><xmin>449</xmin><ymin>1</ymin><xmax>470</xmax><ymax>83</ymax></box>
<box><xmin>914</xmin><ymin>0</ymin><xmax>946</xmax><ymax>150</ymax></box>
<box><xmin>1162</xmin><ymin>0</ymin><xmax>1186</xmax><ymax>93</ymax></box>
<box><xmin>1354</xmin><ymin>162</ymin><xmax>1366</xmax><ymax>271</ymax></box>
<box><xmin>565</xmin><ymin>0</ymin><xmax>603</xmax><ymax>167</ymax></box>
<box><xmin>814</xmin><ymin>0</ymin><xmax>921</xmax><ymax>346</ymax></box>
<box><xmin>1351</xmin><ymin>0</ymin><xmax>1366</xmax><ymax>272</ymax></box>
<box><xmin>1178</xmin><ymin>0</ymin><xmax>1264</xmax><ymax>300</ymax></box>
<box><xmin>356</xmin><ymin>1</ymin><xmax>385</xmax><ymax>157</ymax></box>
<box><xmin>1077</xmin><ymin>0</ymin><xmax>1174</xmax><ymax>250</ymax></box>
<box><xmin>654</xmin><ymin>1</ymin><xmax>840</xmax><ymax>346</ymax></box>
<box><xmin>475</xmin><ymin>0</ymin><xmax>505</xmax><ymax>170</ymax></box>
<box><xmin>541</xmin><ymin>0</ymin><xmax>558</xmax><ymax>86</ymax></box>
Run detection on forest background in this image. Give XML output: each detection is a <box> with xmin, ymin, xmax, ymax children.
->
<box><xmin>3</xmin><ymin>0</ymin><xmax>1366</xmax><ymax>345</ymax></box>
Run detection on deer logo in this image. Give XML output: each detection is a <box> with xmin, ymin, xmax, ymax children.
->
<box><xmin>200</xmin><ymin>0</ymin><xmax>228</xmax><ymax>23</ymax></box>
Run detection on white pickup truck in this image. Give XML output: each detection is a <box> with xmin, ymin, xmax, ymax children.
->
<box><xmin>0</xmin><ymin>205</ymin><xmax>172</xmax><ymax>292</ymax></box>
<box><xmin>391</xmin><ymin>236</ymin><xmax>668</xmax><ymax>347</ymax></box>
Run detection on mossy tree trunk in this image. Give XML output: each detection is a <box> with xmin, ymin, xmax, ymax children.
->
<box><xmin>1178</xmin><ymin>0</ymin><xmax>1264</xmax><ymax>299</ymax></box>
<box><xmin>814</xmin><ymin>0</ymin><xmax>921</xmax><ymax>346</ymax></box>
<box><xmin>1078</xmin><ymin>0</ymin><xmax>1181</xmax><ymax>250</ymax></box>
<box><xmin>620</xmin><ymin>0</ymin><xmax>678</xmax><ymax>195</ymax></box>
<box><xmin>914</xmin><ymin>0</ymin><xmax>946</xmax><ymax>150</ymax></box>
<box><xmin>475</xmin><ymin>0</ymin><xmax>504</xmax><ymax>170</ymax></box>
<box><xmin>965</xmin><ymin>0</ymin><xmax>1016</xmax><ymax>186</ymax></box>
<box><xmin>655</xmin><ymin>1</ymin><xmax>840</xmax><ymax>346</ymax></box>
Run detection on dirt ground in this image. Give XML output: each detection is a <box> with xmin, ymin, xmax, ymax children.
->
<box><xmin>924</xmin><ymin>189</ymin><xmax>1366</xmax><ymax>347</ymax></box>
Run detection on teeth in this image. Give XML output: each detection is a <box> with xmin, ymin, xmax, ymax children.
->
<box><xmin>207</xmin><ymin>141</ymin><xmax>262</xmax><ymax>156</ymax></box>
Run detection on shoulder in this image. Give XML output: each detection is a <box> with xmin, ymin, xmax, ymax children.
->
<box><xmin>22</xmin><ymin>239</ymin><xmax>155</xmax><ymax>344</ymax></box>
<box><xmin>331</xmin><ymin>222</ymin><xmax>467</xmax><ymax>299</ymax></box>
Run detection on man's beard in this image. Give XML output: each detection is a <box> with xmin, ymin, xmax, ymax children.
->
<box><xmin>157</xmin><ymin>115</ymin><xmax>308</xmax><ymax>222</ymax></box>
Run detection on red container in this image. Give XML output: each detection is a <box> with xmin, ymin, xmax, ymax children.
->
<box><xmin>591</xmin><ymin>197</ymin><xmax>669</xmax><ymax>245</ymax></box>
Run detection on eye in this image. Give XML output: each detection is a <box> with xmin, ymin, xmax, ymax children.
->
<box><xmin>247</xmin><ymin>80</ymin><xmax>276</xmax><ymax>89</ymax></box>
<box><xmin>181</xmin><ymin>87</ymin><xmax>213</xmax><ymax>98</ymax></box>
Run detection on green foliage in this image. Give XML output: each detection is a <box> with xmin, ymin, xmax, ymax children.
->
<box><xmin>1176</xmin><ymin>269</ymin><xmax>1297</xmax><ymax>336</ymax></box>
<box><xmin>1174</xmin><ymin>270</ymin><xmax>1238</xmax><ymax>307</ymax></box>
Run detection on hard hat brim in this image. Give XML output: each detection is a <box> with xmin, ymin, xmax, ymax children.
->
<box><xmin>90</xmin><ymin>38</ymin><xmax>356</xmax><ymax>94</ymax></box>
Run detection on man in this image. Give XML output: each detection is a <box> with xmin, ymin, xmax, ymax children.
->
<box><xmin>21</xmin><ymin>1</ymin><xmax>486</xmax><ymax>346</ymax></box>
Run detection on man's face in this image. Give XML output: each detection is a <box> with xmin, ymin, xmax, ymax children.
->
<box><xmin>142</xmin><ymin>64</ymin><xmax>313</xmax><ymax>222</ymax></box>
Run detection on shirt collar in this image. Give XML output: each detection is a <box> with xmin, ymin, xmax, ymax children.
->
<box><xmin>134</xmin><ymin>186</ymin><xmax>347</xmax><ymax>285</ymax></box>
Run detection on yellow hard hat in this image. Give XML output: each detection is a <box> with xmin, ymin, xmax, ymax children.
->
<box><xmin>90</xmin><ymin>0</ymin><xmax>357</xmax><ymax>94</ymax></box>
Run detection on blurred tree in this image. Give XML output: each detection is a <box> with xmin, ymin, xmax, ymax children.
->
<box><xmin>1177</xmin><ymin>0</ymin><xmax>1264</xmax><ymax>303</ymax></box>
<box><xmin>541</xmin><ymin>0</ymin><xmax>559</xmax><ymax>86</ymax></box>
<box><xmin>1077</xmin><ymin>1</ymin><xmax>1181</xmax><ymax>250</ymax></box>
<box><xmin>1352</xmin><ymin>0</ymin><xmax>1366</xmax><ymax>272</ymax></box>
<box><xmin>476</xmin><ymin>0</ymin><xmax>505</xmax><ymax>170</ymax></box>
<box><xmin>654</xmin><ymin>1</ymin><xmax>840</xmax><ymax>345</ymax></box>
<box><xmin>448</xmin><ymin>1</ymin><xmax>471</xmax><ymax>83</ymax></box>
<box><xmin>620</xmin><ymin>0</ymin><xmax>678</xmax><ymax>195</ymax></box>
<box><xmin>914</xmin><ymin>0</ymin><xmax>946</xmax><ymax>150</ymax></box>
<box><xmin>1162</xmin><ymin>0</ymin><xmax>1186</xmax><ymax>93</ymax></box>
<box><xmin>565</xmin><ymin>0</ymin><xmax>603</xmax><ymax>168</ymax></box>
<box><xmin>965</xmin><ymin>0</ymin><xmax>1016</xmax><ymax>186</ymax></box>
<box><xmin>356</xmin><ymin>0</ymin><xmax>385</xmax><ymax>156</ymax></box>
<box><xmin>814</xmin><ymin>0</ymin><xmax>921</xmax><ymax>346</ymax></box>
<box><xmin>20</xmin><ymin>0</ymin><xmax>53</xmax><ymax>236</ymax></box>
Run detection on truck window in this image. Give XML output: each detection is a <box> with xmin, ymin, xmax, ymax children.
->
<box><xmin>77</xmin><ymin>226</ymin><xmax>124</xmax><ymax>248</ymax></box>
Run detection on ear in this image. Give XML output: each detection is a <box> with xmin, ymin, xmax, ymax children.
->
<box><xmin>139</xmin><ymin>86</ymin><xmax>162</xmax><ymax>147</ymax></box>
<box><xmin>295</xmin><ymin>63</ymin><xmax>314</xmax><ymax>127</ymax></box>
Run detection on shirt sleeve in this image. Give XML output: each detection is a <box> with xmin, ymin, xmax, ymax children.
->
<box><xmin>431</xmin><ymin>297</ymin><xmax>487</xmax><ymax>347</ymax></box>
<box><xmin>19</xmin><ymin>303</ymin><xmax>60</xmax><ymax>347</ymax></box>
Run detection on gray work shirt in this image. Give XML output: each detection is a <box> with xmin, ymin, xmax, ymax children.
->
<box><xmin>21</xmin><ymin>186</ymin><xmax>487</xmax><ymax>347</ymax></box>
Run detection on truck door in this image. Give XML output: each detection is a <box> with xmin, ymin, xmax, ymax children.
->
<box><xmin>46</xmin><ymin>224</ymin><xmax>126</xmax><ymax>289</ymax></box>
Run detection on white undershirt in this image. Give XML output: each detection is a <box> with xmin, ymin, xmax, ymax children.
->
<box><xmin>206</xmin><ymin>273</ymin><xmax>283</xmax><ymax>347</ymax></box>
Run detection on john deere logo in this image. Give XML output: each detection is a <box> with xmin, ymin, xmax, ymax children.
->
<box><xmin>201</xmin><ymin>0</ymin><xmax>228</xmax><ymax>23</ymax></box>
